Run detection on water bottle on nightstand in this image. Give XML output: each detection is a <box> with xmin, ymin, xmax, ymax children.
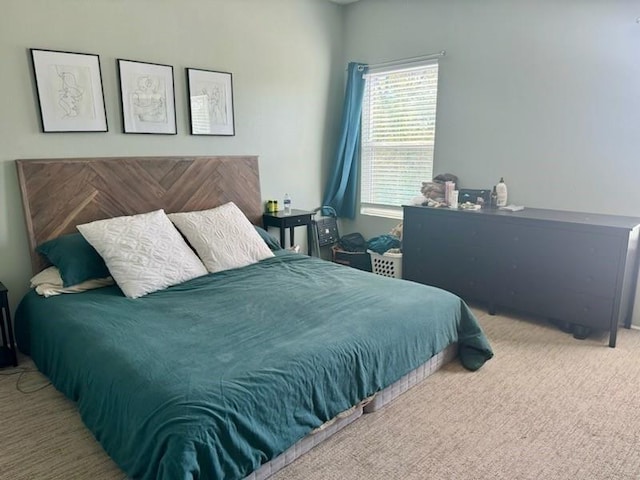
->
<box><xmin>283</xmin><ymin>193</ymin><xmax>292</xmax><ymax>215</ymax></box>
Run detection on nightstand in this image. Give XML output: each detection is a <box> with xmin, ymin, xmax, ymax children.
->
<box><xmin>0</xmin><ymin>282</ymin><xmax>17</xmax><ymax>367</ymax></box>
<box><xmin>263</xmin><ymin>209</ymin><xmax>315</xmax><ymax>255</ymax></box>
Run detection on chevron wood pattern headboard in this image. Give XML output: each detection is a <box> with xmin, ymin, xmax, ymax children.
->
<box><xmin>16</xmin><ymin>156</ymin><xmax>262</xmax><ymax>273</ymax></box>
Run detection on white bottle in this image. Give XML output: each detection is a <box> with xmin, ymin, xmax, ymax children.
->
<box><xmin>283</xmin><ymin>193</ymin><xmax>292</xmax><ymax>215</ymax></box>
<box><xmin>496</xmin><ymin>178</ymin><xmax>508</xmax><ymax>207</ymax></box>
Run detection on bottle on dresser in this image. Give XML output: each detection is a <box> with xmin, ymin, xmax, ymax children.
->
<box><xmin>490</xmin><ymin>186</ymin><xmax>498</xmax><ymax>209</ymax></box>
<box><xmin>496</xmin><ymin>178</ymin><xmax>508</xmax><ymax>207</ymax></box>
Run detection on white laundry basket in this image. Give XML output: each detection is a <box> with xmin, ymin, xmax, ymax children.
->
<box><xmin>368</xmin><ymin>250</ymin><xmax>402</xmax><ymax>278</ymax></box>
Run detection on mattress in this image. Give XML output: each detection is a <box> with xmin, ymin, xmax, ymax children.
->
<box><xmin>245</xmin><ymin>402</ymin><xmax>364</xmax><ymax>480</ymax></box>
<box><xmin>15</xmin><ymin>252</ymin><xmax>492</xmax><ymax>480</ymax></box>
<box><xmin>246</xmin><ymin>342</ymin><xmax>458</xmax><ymax>480</ymax></box>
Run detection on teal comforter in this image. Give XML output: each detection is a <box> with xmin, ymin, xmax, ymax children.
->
<box><xmin>15</xmin><ymin>252</ymin><xmax>492</xmax><ymax>480</ymax></box>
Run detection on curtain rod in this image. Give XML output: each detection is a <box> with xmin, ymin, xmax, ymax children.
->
<box><xmin>357</xmin><ymin>50</ymin><xmax>446</xmax><ymax>71</ymax></box>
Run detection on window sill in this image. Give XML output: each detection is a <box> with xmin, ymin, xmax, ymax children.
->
<box><xmin>360</xmin><ymin>206</ymin><xmax>404</xmax><ymax>220</ymax></box>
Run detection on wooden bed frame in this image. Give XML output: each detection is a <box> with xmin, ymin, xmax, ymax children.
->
<box><xmin>16</xmin><ymin>156</ymin><xmax>262</xmax><ymax>274</ymax></box>
<box><xmin>15</xmin><ymin>155</ymin><xmax>462</xmax><ymax>480</ymax></box>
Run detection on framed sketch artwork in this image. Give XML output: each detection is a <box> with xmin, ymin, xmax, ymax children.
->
<box><xmin>117</xmin><ymin>59</ymin><xmax>177</xmax><ymax>134</ymax></box>
<box><xmin>30</xmin><ymin>49</ymin><xmax>108</xmax><ymax>133</ymax></box>
<box><xmin>186</xmin><ymin>68</ymin><xmax>235</xmax><ymax>136</ymax></box>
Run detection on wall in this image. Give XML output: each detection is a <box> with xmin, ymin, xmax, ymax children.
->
<box><xmin>340</xmin><ymin>0</ymin><xmax>640</xmax><ymax>325</ymax></box>
<box><xmin>341</xmin><ymin>0</ymin><xmax>640</xmax><ymax>239</ymax></box>
<box><xmin>0</xmin><ymin>0</ymin><xmax>345</xmax><ymax>307</ymax></box>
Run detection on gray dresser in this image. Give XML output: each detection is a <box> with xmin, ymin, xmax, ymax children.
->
<box><xmin>402</xmin><ymin>205</ymin><xmax>640</xmax><ymax>347</ymax></box>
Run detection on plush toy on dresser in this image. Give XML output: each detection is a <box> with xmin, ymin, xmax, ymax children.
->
<box><xmin>419</xmin><ymin>173</ymin><xmax>458</xmax><ymax>206</ymax></box>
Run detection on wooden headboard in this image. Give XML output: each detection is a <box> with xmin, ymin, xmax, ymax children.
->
<box><xmin>16</xmin><ymin>156</ymin><xmax>262</xmax><ymax>273</ymax></box>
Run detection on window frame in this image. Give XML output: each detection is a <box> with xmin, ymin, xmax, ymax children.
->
<box><xmin>359</xmin><ymin>60</ymin><xmax>440</xmax><ymax>220</ymax></box>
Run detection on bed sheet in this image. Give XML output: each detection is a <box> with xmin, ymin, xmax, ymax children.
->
<box><xmin>15</xmin><ymin>252</ymin><xmax>492</xmax><ymax>480</ymax></box>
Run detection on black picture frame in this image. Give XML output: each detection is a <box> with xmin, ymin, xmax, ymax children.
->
<box><xmin>186</xmin><ymin>68</ymin><xmax>235</xmax><ymax>136</ymax></box>
<box><xmin>30</xmin><ymin>48</ymin><xmax>108</xmax><ymax>133</ymax></box>
<box><xmin>117</xmin><ymin>59</ymin><xmax>177</xmax><ymax>134</ymax></box>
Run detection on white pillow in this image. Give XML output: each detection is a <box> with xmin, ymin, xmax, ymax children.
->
<box><xmin>77</xmin><ymin>210</ymin><xmax>207</xmax><ymax>298</ymax></box>
<box><xmin>168</xmin><ymin>202</ymin><xmax>274</xmax><ymax>274</ymax></box>
<box><xmin>30</xmin><ymin>266</ymin><xmax>115</xmax><ymax>298</ymax></box>
<box><xmin>30</xmin><ymin>266</ymin><xmax>66</xmax><ymax>287</ymax></box>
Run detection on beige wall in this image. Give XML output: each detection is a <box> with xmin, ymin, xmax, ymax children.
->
<box><xmin>6</xmin><ymin>0</ymin><xmax>639</xmax><ymax>325</ymax></box>
<box><xmin>341</xmin><ymin>0</ymin><xmax>640</xmax><ymax>325</ymax></box>
<box><xmin>341</xmin><ymin>0</ymin><xmax>640</xmax><ymax>232</ymax></box>
<box><xmin>0</xmin><ymin>0</ymin><xmax>345</xmax><ymax>307</ymax></box>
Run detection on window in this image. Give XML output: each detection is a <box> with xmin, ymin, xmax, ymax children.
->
<box><xmin>360</xmin><ymin>61</ymin><xmax>439</xmax><ymax>218</ymax></box>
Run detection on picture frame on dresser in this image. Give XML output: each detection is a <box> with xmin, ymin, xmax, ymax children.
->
<box><xmin>117</xmin><ymin>59</ymin><xmax>177</xmax><ymax>135</ymax></box>
<box><xmin>30</xmin><ymin>48</ymin><xmax>108</xmax><ymax>133</ymax></box>
<box><xmin>186</xmin><ymin>68</ymin><xmax>235</xmax><ymax>136</ymax></box>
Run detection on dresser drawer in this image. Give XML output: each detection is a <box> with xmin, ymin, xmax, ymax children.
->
<box><xmin>553</xmin><ymin>292</ymin><xmax>614</xmax><ymax>330</ymax></box>
<box><xmin>493</xmin><ymin>223</ymin><xmax>621</xmax><ymax>296</ymax></box>
<box><xmin>495</xmin><ymin>256</ymin><xmax>617</xmax><ymax>297</ymax></box>
<box><xmin>494</xmin><ymin>223</ymin><xmax>621</xmax><ymax>266</ymax></box>
<box><xmin>551</xmin><ymin>268</ymin><xmax>617</xmax><ymax>297</ymax></box>
<box><xmin>281</xmin><ymin>214</ymin><xmax>312</xmax><ymax>228</ymax></box>
<box><xmin>404</xmin><ymin>246</ymin><xmax>489</xmax><ymax>299</ymax></box>
<box><xmin>493</xmin><ymin>282</ymin><xmax>613</xmax><ymax>330</ymax></box>
<box><xmin>492</xmin><ymin>282</ymin><xmax>559</xmax><ymax>320</ymax></box>
<box><xmin>404</xmin><ymin>214</ymin><xmax>486</xmax><ymax>245</ymax></box>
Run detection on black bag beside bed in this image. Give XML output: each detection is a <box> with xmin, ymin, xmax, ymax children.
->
<box><xmin>331</xmin><ymin>232</ymin><xmax>371</xmax><ymax>272</ymax></box>
<box><xmin>332</xmin><ymin>247</ymin><xmax>371</xmax><ymax>272</ymax></box>
<box><xmin>337</xmin><ymin>232</ymin><xmax>366</xmax><ymax>252</ymax></box>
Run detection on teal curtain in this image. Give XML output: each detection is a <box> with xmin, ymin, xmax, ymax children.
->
<box><xmin>322</xmin><ymin>62</ymin><xmax>368</xmax><ymax>219</ymax></box>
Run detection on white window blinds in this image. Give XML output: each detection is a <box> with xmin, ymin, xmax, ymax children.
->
<box><xmin>360</xmin><ymin>61</ymin><xmax>439</xmax><ymax>217</ymax></box>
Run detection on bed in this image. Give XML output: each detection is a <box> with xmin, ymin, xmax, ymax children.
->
<box><xmin>14</xmin><ymin>156</ymin><xmax>493</xmax><ymax>480</ymax></box>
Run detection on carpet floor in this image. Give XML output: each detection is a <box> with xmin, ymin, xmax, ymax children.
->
<box><xmin>2</xmin><ymin>307</ymin><xmax>640</xmax><ymax>480</ymax></box>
